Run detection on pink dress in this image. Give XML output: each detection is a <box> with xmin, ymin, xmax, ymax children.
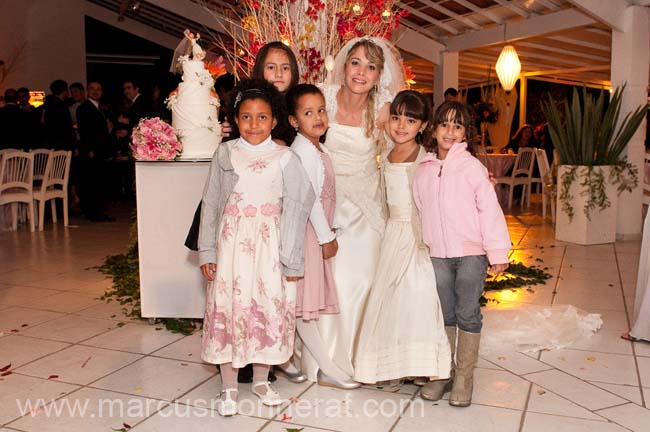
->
<box><xmin>296</xmin><ymin>152</ymin><xmax>339</xmax><ymax>320</ymax></box>
<box><xmin>201</xmin><ymin>141</ymin><xmax>296</xmax><ymax>367</ymax></box>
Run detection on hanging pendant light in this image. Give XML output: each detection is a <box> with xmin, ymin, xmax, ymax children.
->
<box><xmin>495</xmin><ymin>45</ymin><xmax>521</xmax><ymax>92</ymax></box>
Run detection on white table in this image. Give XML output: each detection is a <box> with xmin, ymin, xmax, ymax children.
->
<box><xmin>483</xmin><ymin>154</ymin><xmax>517</xmax><ymax>205</ymax></box>
<box><xmin>135</xmin><ymin>161</ymin><xmax>209</xmax><ymax>318</ymax></box>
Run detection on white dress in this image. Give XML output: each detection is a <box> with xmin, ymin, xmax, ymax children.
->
<box><xmin>354</xmin><ymin>160</ymin><xmax>451</xmax><ymax>383</ymax></box>
<box><xmin>300</xmin><ymin>85</ymin><xmax>385</xmax><ymax>380</ymax></box>
<box><xmin>630</xmin><ymin>210</ymin><xmax>650</xmax><ymax>341</ymax></box>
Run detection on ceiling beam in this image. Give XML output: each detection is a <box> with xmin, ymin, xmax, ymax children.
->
<box><xmin>406</xmin><ymin>0</ymin><xmax>482</xmax><ymax>30</ymax></box>
<box><xmin>536</xmin><ymin>0</ymin><xmax>561</xmax><ymax>11</ymax></box>
<box><xmin>521</xmin><ymin>64</ymin><xmax>610</xmax><ymax>77</ymax></box>
<box><xmin>393</xmin><ymin>26</ymin><xmax>444</xmax><ymax>64</ymax></box>
<box><xmin>492</xmin><ymin>0</ymin><xmax>530</xmax><ymax>18</ymax></box>
<box><xmin>565</xmin><ymin>0</ymin><xmax>628</xmax><ymax>32</ymax></box>
<box><xmin>399</xmin><ymin>3</ymin><xmax>459</xmax><ymax>34</ymax></box>
<box><xmin>445</xmin><ymin>8</ymin><xmax>596</xmax><ymax>52</ymax></box>
<box><xmin>84</xmin><ymin>1</ymin><xmax>179</xmax><ymax>50</ymax></box>
<box><xmin>145</xmin><ymin>0</ymin><xmax>229</xmax><ymax>34</ymax></box>
<box><xmin>452</xmin><ymin>0</ymin><xmax>503</xmax><ymax>24</ymax></box>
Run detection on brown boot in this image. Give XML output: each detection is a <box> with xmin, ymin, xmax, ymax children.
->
<box><xmin>421</xmin><ymin>326</ymin><xmax>457</xmax><ymax>401</ymax></box>
<box><xmin>449</xmin><ymin>330</ymin><xmax>480</xmax><ymax>407</ymax></box>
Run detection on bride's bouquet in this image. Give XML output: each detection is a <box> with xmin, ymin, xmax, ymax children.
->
<box><xmin>130</xmin><ymin>117</ymin><xmax>182</xmax><ymax>161</ymax></box>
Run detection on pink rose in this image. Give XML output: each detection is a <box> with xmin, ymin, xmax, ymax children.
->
<box><xmin>261</xmin><ymin>203</ymin><xmax>281</xmax><ymax>216</ymax></box>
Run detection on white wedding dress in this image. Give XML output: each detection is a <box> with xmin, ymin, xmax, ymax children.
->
<box><xmin>300</xmin><ymin>86</ymin><xmax>385</xmax><ymax>381</ymax></box>
<box><xmin>630</xmin><ymin>210</ymin><xmax>650</xmax><ymax>341</ymax></box>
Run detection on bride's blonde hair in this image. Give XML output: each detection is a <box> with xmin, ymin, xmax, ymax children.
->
<box><xmin>344</xmin><ymin>39</ymin><xmax>385</xmax><ymax>138</ymax></box>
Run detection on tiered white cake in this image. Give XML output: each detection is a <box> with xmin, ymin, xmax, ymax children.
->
<box><xmin>169</xmin><ymin>58</ymin><xmax>222</xmax><ymax>159</ymax></box>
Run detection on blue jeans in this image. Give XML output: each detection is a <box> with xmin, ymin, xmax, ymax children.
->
<box><xmin>431</xmin><ymin>255</ymin><xmax>488</xmax><ymax>333</ymax></box>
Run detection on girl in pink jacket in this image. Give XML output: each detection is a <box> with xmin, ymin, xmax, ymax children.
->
<box><xmin>412</xmin><ymin>101</ymin><xmax>511</xmax><ymax>408</ymax></box>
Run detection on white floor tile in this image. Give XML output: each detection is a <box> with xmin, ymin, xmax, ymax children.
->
<box><xmin>73</xmin><ymin>301</ymin><xmax>141</xmax><ymax>322</ymax></box>
<box><xmin>261</xmin><ymin>420</ymin><xmax>340</xmax><ymax>431</ymax></box>
<box><xmin>590</xmin><ymin>382</ymin><xmax>643</xmax><ymax>405</ymax></box>
<box><xmin>20</xmin><ymin>315</ymin><xmax>117</xmax><ymax>343</ymax></box>
<box><xmin>0</xmin><ymin>307</ymin><xmax>65</xmax><ymax>334</ymax></box>
<box><xmin>0</xmin><ymin>285</ymin><xmax>62</xmax><ymax>307</ymax></box>
<box><xmin>539</xmin><ymin>349</ymin><xmax>638</xmax><ymax>385</ymax></box>
<box><xmin>470</xmin><ymin>368</ymin><xmax>530</xmax><ymax>410</ymax></box>
<box><xmin>522</xmin><ymin>412</ymin><xmax>628</xmax><ymax>432</ymax></box>
<box><xmin>9</xmin><ymin>387</ymin><xmax>160</xmax><ymax>432</ymax></box>
<box><xmin>524</xmin><ymin>370</ymin><xmax>626</xmax><ymax>410</ymax></box>
<box><xmin>526</xmin><ymin>385</ymin><xmax>604</xmax><ymax>421</ymax></box>
<box><xmin>554</xmin><ymin>288</ymin><xmax>625</xmax><ymax>311</ymax></box>
<box><xmin>284</xmin><ymin>384</ymin><xmax>409</xmax><ymax>432</ymax></box>
<box><xmin>81</xmin><ymin>322</ymin><xmax>185</xmax><ymax>354</ymax></box>
<box><xmin>0</xmin><ymin>335</ymin><xmax>69</xmax><ymax>368</ymax></box>
<box><xmin>567</xmin><ymin>330</ymin><xmax>633</xmax><ymax>355</ymax></box>
<box><xmin>395</xmin><ymin>401</ymin><xmax>522</xmax><ymax>432</ymax></box>
<box><xmin>0</xmin><ymin>270</ymin><xmax>61</xmax><ymax>286</ymax></box>
<box><xmin>180</xmin><ymin>374</ymin><xmax>311</xmax><ymax>419</ymax></box>
<box><xmin>633</xmin><ymin>341</ymin><xmax>650</xmax><ymax>357</ymax></box>
<box><xmin>26</xmin><ymin>292</ymin><xmax>102</xmax><ymax>314</ymax></box>
<box><xmin>151</xmin><ymin>332</ymin><xmax>203</xmax><ymax>363</ymax></box>
<box><xmin>91</xmin><ymin>356</ymin><xmax>216</xmax><ymax>401</ymax></box>
<box><xmin>590</xmin><ymin>309</ymin><xmax>630</xmax><ymax>332</ymax></box>
<box><xmin>15</xmin><ymin>345</ymin><xmax>142</xmax><ymax>385</ymax></box>
<box><xmin>637</xmin><ymin>356</ymin><xmax>650</xmax><ymax>387</ymax></box>
<box><xmin>482</xmin><ymin>352</ymin><xmax>553</xmax><ymax>376</ymax></box>
<box><xmin>0</xmin><ymin>373</ymin><xmax>79</xmax><ymax>424</ymax></box>
<box><xmin>597</xmin><ymin>402</ymin><xmax>650</xmax><ymax>432</ymax></box>
<box><xmin>131</xmin><ymin>403</ymin><xmax>268</xmax><ymax>432</ymax></box>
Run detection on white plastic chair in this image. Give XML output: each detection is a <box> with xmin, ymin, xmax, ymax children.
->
<box><xmin>535</xmin><ymin>148</ymin><xmax>556</xmax><ymax>222</ymax></box>
<box><xmin>495</xmin><ymin>147</ymin><xmax>536</xmax><ymax>208</ymax></box>
<box><xmin>31</xmin><ymin>149</ymin><xmax>52</xmax><ymax>185</ymax></box>
<box><xmin>33</xmin><ymin>150</ymin><xmax>71</xmax><ymax>230</ymax></box>
<box><xmin>0</xmin><ymin>150</ymin><xmax>35</xmax><ymax>231</ymax></box>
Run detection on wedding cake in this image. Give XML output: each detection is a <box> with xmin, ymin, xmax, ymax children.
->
<box><xmin>167</xmin><ymin>32</ymin><xmax>222</xmax><ymax>159</ymax></box>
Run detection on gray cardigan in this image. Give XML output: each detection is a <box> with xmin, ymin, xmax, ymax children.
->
<box><xmin>198</xmin><ymin>140</ymin><xmax>316</xmax><ymax>277</ymax></box>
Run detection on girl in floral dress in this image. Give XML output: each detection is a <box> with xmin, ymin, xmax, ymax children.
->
<box><xmin>198</xmin><ymin>79</ymin><xmax>315</xmax><ymax>416</ymax></box>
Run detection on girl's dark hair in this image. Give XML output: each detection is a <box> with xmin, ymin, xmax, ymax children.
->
<box><xmin>228</xmin><ymin>78</ymin><xmax>286</xmax><ymax>137</ymax></box>
<box><xmin>251</xmin><ymin>42</ymin><xmax>300</xmax><ymax>93</ymax></box>
<box><xmin>285</xmin><ymin>84</ymin><xmax>326</xmax><ymax>143</ymax></box>
<box><xmin>390</xmin><ymin>90</ymin><xmax>430</xmax><ymax>144</ymax></box>
<box><xmin>431</xmin><ymin>100</ymin><xmax>477</xmax><ymax>154</ymax></box>
<box><xmin>285</xmin><ymin>84</ymin><xmax>324</xmax><ymax>116</ymax></box>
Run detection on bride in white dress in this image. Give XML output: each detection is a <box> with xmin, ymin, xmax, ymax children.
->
<box><xmin>299</xmin><ymin>38</ymin><xmax>404</xmax><ymax>384</ymax></box>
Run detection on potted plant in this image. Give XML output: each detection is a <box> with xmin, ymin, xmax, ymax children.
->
<box><xmin>542</xmin><ymin>85</ymin><xmax>648</xmax><ymax>245</ymax></box>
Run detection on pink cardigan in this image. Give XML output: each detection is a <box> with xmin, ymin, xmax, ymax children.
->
<box><xmin>412</xmin><ymin>143</ymin><xmax>511</xmax><ymax>265</ymax></box>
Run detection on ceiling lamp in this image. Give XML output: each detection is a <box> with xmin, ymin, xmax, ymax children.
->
<box><xmin>495</xmin><ymin>45</ymin><xmax>521</xmax><ymax>92</ymax></box>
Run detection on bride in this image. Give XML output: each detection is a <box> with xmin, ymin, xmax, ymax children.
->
<box><xmin>299</xmin><ymin>37</ymin><xmax>404</xmax><ymax>386</ymax></box>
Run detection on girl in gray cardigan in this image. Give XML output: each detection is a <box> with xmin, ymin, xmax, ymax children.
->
<box><xmin>198</xmin><ymin>79</ymin><xmax>315</xmax><ymax>416</ymax></box>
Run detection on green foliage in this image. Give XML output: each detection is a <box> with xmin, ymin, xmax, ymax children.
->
<box><xmin>98</xmin><ymin>219</ymin><xmax>200</xmax><ymax>335</ymax></box>
<box><xmin>480</xmin><ymin>261</ymin><xmax>553</xmax><ymax>306</ymax></box>
<box><xmin>541</xmin><ymin>84</ymin><xmax>647</xmax><ymax>219</ymax></box>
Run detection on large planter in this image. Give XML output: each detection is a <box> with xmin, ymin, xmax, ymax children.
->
<box><xmin>555</xmin><ymin>165</ymin><xmax>618</xmax><ymax>245</ymax></box>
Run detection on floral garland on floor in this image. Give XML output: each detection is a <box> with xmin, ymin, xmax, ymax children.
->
<box><xmin>98</xmin><ymin>219</ymin><xmax>552</xmax><ymax>332</ymax></box>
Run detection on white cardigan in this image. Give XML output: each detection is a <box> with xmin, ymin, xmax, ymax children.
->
<box><xmin>291</xmin><ymin>133</ymin><xmax>336</xmax><ymax>244</ymax></box>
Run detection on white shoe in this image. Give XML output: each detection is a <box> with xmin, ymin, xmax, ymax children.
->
<box><xmin>217</xmin><ymin>388</ymin><xmax>238</xmax><ymax>416</ymax></box>
<box><xmin>252</xmin><ymin>381</ymin><xmax>283</xmax><ymax>406</ymax></box>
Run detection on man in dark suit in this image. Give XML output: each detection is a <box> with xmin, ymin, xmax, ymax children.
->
<box><xmin>0</xmin><ymin>88</ymin><xmax>30</xmax><ymax>149</ymax></box>
<box><xmin>76</xmin><ymin>81</ymin><xmax>112</xmax><ymax>221</ymax></box>
<box><xmin>43</xmin><ymin>80</ymin><xmax>75</xmax><ymax>151</ymax></box>
<box><xmin>123</xmin><ymin>79</ymin><xmax>150</xmax><ymax>130</ymax></box>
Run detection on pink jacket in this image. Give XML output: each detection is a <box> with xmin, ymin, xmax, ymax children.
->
<box><xmin>413</xmin><ymin>143</ymin><xmax>511</xmax><ymax>265</ymax></box>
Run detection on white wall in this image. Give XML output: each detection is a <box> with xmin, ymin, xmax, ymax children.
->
<box><xmin>0</xmin><ymin>0</ymin><xmax>86</xmax><ymax>93</ymax></box>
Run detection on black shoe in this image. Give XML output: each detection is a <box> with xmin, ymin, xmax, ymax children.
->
<box><xmin>236</xmin><ymin>364</ymin><xmax>277</xmax><ymax>383</ymax></box>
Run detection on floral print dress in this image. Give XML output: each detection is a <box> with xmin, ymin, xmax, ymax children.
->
<box><xmin>202</xmin><ymin>141</ymin><xmax>296</xmax><ymax>367</ymax></box>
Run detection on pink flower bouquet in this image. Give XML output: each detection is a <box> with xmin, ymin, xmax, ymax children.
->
<box><xmin>130</xmin><ymin>117</ymin><xmax>182</xmax><ymax>161</ymax></box>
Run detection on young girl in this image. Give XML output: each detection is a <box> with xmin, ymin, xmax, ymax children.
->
<box><xmin>287</xmin><ymin>84</ymin><xmax>360</xmax><ymax>389</ymax></box>
<box><xmin>413</xmin><ymin>101</ymin><xmax>511</xmax><ymax>407</ymax></box>
<box><xmin>198</xmin><ymin>78</ymin><xmax>315</xmax><ymax>416</ymax></box>
<box><xmin>354</xmin><ymin>90</ymin><xmax>451</xmax><ymax>387</ymax></box>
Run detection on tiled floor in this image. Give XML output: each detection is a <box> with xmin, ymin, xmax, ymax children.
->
<box><xmin>1</xmin><ymin>205</ymin><xmax>650</xmax><ymax>431</ymax></box>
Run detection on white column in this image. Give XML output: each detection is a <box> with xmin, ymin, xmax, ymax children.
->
<box><xmin>434</xmin><ymin>51</ymin><xmax>459</xmax><ymax>108</ymax></box>
<box><xmin>611</xmin><ymin>5</ymin><xmax>649</xmax><ymax>239</ymax></box>
<box><xmin>519</xmin><ymin>76</ymin><xmax>527</xmax><ymax>127</ymax></box>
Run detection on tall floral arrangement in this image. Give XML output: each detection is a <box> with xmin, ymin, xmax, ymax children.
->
<box><xmin>205</xmin><ymin>1</ymin><xmax>407</xmax><ymax>83</ymax></box>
